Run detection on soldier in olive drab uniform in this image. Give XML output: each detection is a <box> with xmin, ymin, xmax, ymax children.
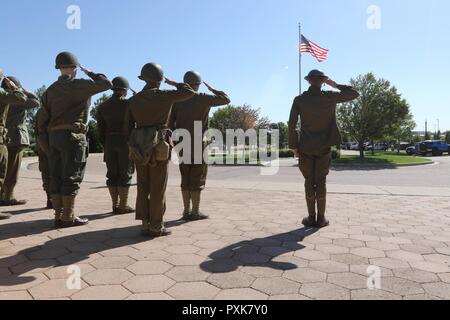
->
<box><xmin>35</xmin><ymin>108</ymin><xmax>53</xmax><ymax>209</ymax></box>
<box><xmin>289</xmin><ymin>70</ymin><xmax>359</xmax><ymax>228</ymax></box>
<box><xmin>38</xmin><ymin>52</ymin><xmax>112</xmax><ymax>228</ymax></box>
<box><xmin>170</xmin><ymin>71</ymin><xmax>230</xmax><ymax>221</ymax></box>
<box><xmin>0</xmin><ymin>76</ymin><xmax>40</xmax><ymax>206</ymax></box>
<box><xmin>97</xmin><ymin>77</ymin><xmax>135</xmax><ymax>215</ymax></box>
<box><xmin>124</xmin><ymin>63</ymin><xmax>195</xmax><ymax>237</ymax></box>
<box><xmin>0</xmin><ymin>68</ymin><xmax>28</xmax><ymax>219</ymax></box>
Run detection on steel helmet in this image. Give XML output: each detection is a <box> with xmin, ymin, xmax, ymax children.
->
<box><xmin>184</xmin><ymin>71</ymin><xmax>202</xmax><ymax>86</ymax></box>
<box><xmin>139</xmin><ymin>63</ymin><xmax>164</xmax><ymax>83</ymax></box>
<box><xmin>112</xmin><ymin>76</ymin><xmax>130</xmax><ymax>90</ymax></box>
<box><xmin>55</xmin><ymin>52</ymin><xmax>80</xmax><ymax>69</ymax></box>
<box><xmin>305</xmin><ymin>69</ymin><xmax>328</xmax><ymax>80</ymax></box>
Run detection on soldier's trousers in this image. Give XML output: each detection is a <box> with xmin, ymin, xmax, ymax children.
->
<box><xmin>38</xmin><ymin>147</ymin><xmax>50</xmax><ymax>195</ymax></box>
<box><xmin>104</xmin><ymin>135</ymin><xmax>134</xmax><ymax>187</ymax></box>
<box><xmin>0</xmin><ymin>144</ymin><xmax>8</xmax><ymax>191</ymax></box>
<box><xmin>2</xmin><ymin>145</ymin><xmax>25</xmax><ymax>196</ymax></box>
<box><xmin>299</xmin><ymin>148</ymin><xmax>332</xmax><ymax>198</ymax></box>
<box><xmin>179</xmin><ymin>163</ymin><xmax>208</xmax><ymax>191</ymax></box>
<box><xmin>48</xmin><ymin>130</ymin><xmax>87</xmax><ymax>196</ymax></box>
<box><xmin>135</xmin><ymin>160</ymin><xmax>169</xmax><ymax>232</ymax></box>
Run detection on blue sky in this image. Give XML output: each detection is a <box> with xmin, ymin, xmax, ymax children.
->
<box><xmin>0</xmin><ymin>0</ymin><xmax>449</xmax><ymax>131</ymax></box>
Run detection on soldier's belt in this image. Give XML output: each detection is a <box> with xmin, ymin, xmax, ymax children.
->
<box><xmin>48</xmin><ymin>124</ymin><xmax>76</xmax><ymax>132</ymax></box>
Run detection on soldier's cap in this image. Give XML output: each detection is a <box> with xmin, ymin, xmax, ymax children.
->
<box><xmin>112</xmin><ymin>76</ymin><xmax>130</xmax><ymax>90</ymax></box>
<box><xmin>305</xmin><ymin>69</ymin><xmax>328</xmax><ymax>80</ymax></box>
<box><xmin>184</xmin><ymin>71</ymin><xmax>202</xmax><ymax>85</ymax></box>
<box><xmin>55</xmin><ymin>51</ymin><xmax>80</xmax><ymax>69</ymax></box>
<box><xmin>1</xmin><ymin>76</ymin><xmax>22</xmax><ymax>90</ymax></box>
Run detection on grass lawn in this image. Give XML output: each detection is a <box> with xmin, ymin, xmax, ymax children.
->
<box><xmin>334</xmin><ymin>151</ymin><xmax>433</xmax><ymax>166</ymax></box>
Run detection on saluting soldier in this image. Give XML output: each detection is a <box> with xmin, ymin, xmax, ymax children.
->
<box><xmin>170</xmin><ymin>71</ymin><xmax>230</xmax><ymax>221</ymax></box>
<box><xmin>38</xmin><ymin>52</ymin><xmax>112</xmax><ymax>228</ymax></box>
<box><xmin>96</xmin><ymin>77</ymin><xmax>135</xmax><ymax>215</ymax></box>
<box><xmin>124</xmin><ymin>63</ymin><xmax>195</xmax><ymax>237</ymax></box>
<box><xmin>35</xmin><ymin>108</ymin><xmax>53</xmax><ymax>209</ymax></box>
<box><xmin>0</xmin><ymin>76</ymin><xmax>40</xmax><ymax>206</ymax></box>
<box><xmin>289</xmin><ymin>70</ymin><xmax>359</xmax><ymax>228</ymax></box>
<box><xmin>0</xmin><ymin>68</ymin><xmax>27</xmax><ymax>220</ymax></box>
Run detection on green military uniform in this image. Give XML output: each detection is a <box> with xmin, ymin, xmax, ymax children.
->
<box><xmin>0</xmin><ymin>69</ymin><xmax>28</xmax><ymax>219</ymax></box>
<box><xmin>0</xmin><ymin>77</ymin><xmax>40</xmax><ymax>206</ymax></box>
<box><xmin>35</xmin><ymin>108</ymin><xmax>52</xmax><ymax>209</ymax></box>
<box><xmin>38</xmin><ymin>52</ymin><xmax>112</xmax><ymax>228</ymax></box>
<box><xmin>124</xmin><ymin>63</ymin><xmax>194</xmax><ymax>237</ymax></box>
<box><xmin>289</xmin><ymin>70</ymin><xmax>359</xmax><ymax>228</ymax></box>
<box><xmin>170</xmin><ymin>71</ymin><xmax>230</xmax><ymax>220</ymax></box>
<box><xmin>97</xmin><ymin>77</ymin><xmax>135</xmax><ymax>214</ymax></box>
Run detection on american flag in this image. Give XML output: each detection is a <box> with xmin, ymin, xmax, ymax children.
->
<box><xmin>300</xmin><ymin>35</ymin><xmax>329</xmax><ymax>62</ymax></box>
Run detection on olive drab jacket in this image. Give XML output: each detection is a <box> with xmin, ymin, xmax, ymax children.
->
<box><xmin>170</xmin><ymin>91</ymin><xmax>231</xmax><ymax>137</ymax></box>
<box><xmin>170</xmin><ymin>90</ymin><xmax>230</xmax><ymax>163</ymax></box>
<box><xmin>288</xmin><ymin>85</ymin><xmax>359</xmax><ymax>153</ymax></box>
<box><xmin>96</xmin><ymin>93</ymin><xmax>128</xmax><ymax>144</ymax></box>
<box><xmin>123</xmin><ymin>83</ymin><xmax>195</xmax><ymax>137</ymax></box>
<box><xmin>0</xmin><ymin>88</ymin><xmax>28</xmax><ymax>145</ymax></box>
<box><xmin>38</xmin><ymin>72</ymin><xmax>112</xmax><ymax>136</ymax></box>
<box><xmin>6</xmin><ymin>90</ymin><xmax>41</xmax><ymax>147</ymax></box>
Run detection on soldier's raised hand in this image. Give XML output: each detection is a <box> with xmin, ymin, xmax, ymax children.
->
<box><xmin>324</xmin><ymin>78</ymin><xmax>338</xmax><ymax>89</ymax></box>
<box><xmin>164</xmin><ymin>78</ymin><xmax>178</xmax><ymax>87</ymax></box>
<box><xmin>79</xmin><ymin>66</ymin><xmax>92</xmax><ymax>75</ymax></box>
<box><xmin>204</xmin><ymin>82</ymin><xmax>224</xmax><ymax>95</ymax></box>
<box><xmin>4</xmin><ymin>77</ymin><xmax>18</xmax><ymax>91</ymax></box>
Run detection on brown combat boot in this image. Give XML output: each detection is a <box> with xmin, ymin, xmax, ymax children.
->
<box><xmin>316</xmin><ymin>197</ymin><xmax>330</xmax><ymax>229</ymax></box>
<box><xmin>117</xmin><ymin>187</ymin><xmax>135</xmax><ymax>215</ymax></box>
<box><xmin>61</xmin><ymin>195</ymin><xmax>88</xmax><ymax>228</ymax></box>
<box><xmin>52</xmin><ymin>194</ymin><xmax>63</xmax><ymax>228</ymax></box>
<box><xmin>302</xmin><ymin>196</ymin><xmax>317</xmax><ymax>227</ymax></box>
<box><xmin>108</xmin><ymin>186</ymin><xmax>119</xmax><ymax>214</ymax></box>
<box><xmin>181</xmin><ymin>190</ymin><xmax>191</xmax><ymax>219</ymax></box>
<box><xmin>2</xmin><ymin>188</ymin><xmax>26</xmax><ymax>206</ymax></box>
<box><xmin>187</xmin><ymin>191</ymin><xmax>209</xmax><ymax>221</ymax></box>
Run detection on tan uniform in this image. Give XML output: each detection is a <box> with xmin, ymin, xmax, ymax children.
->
<box><xmin>170</xmin><ymin>91</ymin><xmax>230</xmax><ymax>191</ymax></box>
<box><xmin>124</xmin><ymin>83</ymin><xmax>194</xmax><ymax>232</ymax></box>
<box><xmin>288</xmin><ymin>84</ymin><xmax>359</xmax><ymax>224</ymax></box>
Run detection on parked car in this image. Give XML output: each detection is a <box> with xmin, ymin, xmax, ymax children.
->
<box><xmin>406</xmin><ymin>146</ymin><xmax>417</xmax><ymax>155</ymax></box>
<box><xmin>366</xmin><ymin>143</ymin><xmax>389</xmax><ymax>151</ymax></box>
<box><xmin>349</xmin><ymin>143</ymin><xmax>360</xmax><ymax>151</ymax></box>
<box><xmin>416</xmin><ymin>140</ymin><xmax>448</xmax><ymax>156</ymax></box>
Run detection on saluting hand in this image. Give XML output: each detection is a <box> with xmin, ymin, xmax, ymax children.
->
<box><xmin>79</xmin><ymin>66</ymin><xmax>92</xmax><ymax>75</ymax></box>
<box><xmin>324</xmin><ymin>78</ymin><xmax>338</xmax><ymax>89</ymax></box>
<box><xmin>204</xmin><ymin>82</ymin><xmax>224</xmax><ymax>95</ymax></box>
<box><xmin>4</xmin><ymin>78</ymin><xmax>18</xmax><ymax>91</ymax></box>
<box><xmin>165</xmin><ymin>78</ymin><xmax>179</xmax><ymax>87</ymax></box>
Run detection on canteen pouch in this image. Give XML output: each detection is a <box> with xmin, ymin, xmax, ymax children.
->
<box><xmin>154</xmin><ymin>129</ymin><xmax>172</xmax><ymax>162</ymax></box>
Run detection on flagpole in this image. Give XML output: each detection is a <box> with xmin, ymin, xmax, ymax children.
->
<box><xmin>298</xmin><ymin>22</ymin><xmax>302</xmax><ymax>95</ymax></box>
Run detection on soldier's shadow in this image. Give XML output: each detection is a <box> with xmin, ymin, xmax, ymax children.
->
<box><xmin>200</xmin><ymin>227</ymin><xmax>318</xmax><ymax>274</ymax></box>
<box><xmin>0</xmin><ymin>224</ymin><xmax>150</xmax><ymax>287</ymax></box>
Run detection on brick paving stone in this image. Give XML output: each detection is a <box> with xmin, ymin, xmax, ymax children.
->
<box><xmin>90</xmin><ymin>256</ymin><xmax>136</xmax><ymax>269</ymax></box>
<box><xmin>29</xmin><ymin>279</ymin><xmax>88</xmax><ymax>299</ymax></box>
<box><xmin>300</xmin><ymin>283</ymin><xmax>350</xmax><ymax>300</ymax></box>
<box><xmin>0</xmin><ymin>291</ymin><xmax>33</xmax><ymax>300</ymax></box>
<box><xmin>438</xmin><ymin>273</ymin><xmax>450</xmax><ymax>283</ymax></box>
<box><xmin>214</xmin><ymin>288</ymin><xmax>268</xmax><ymax>300</ymax></box>
<box><xmin>82</xmin><ymin>269</ymin><xmax>133</xmax><ymax>285</ymax></box>
<box><xmin>252</xmin><ymin>277</ymin><xmax>301</xmax><ymax>296</ymax></box>
<box><xmin>167</xmin><ymin>282</ymin><xmax>220</xmax><ymax>300</ymax></box>
<box><xmin>386</xmin><ymin>250</ymin><xmax>424</xmax><ymax>262</ymax></box>
<box><xmin>72</xmin><ymin>285</ymin><xmax>131</xmax><ymax>300</ymax></box>
<box><xmin>327</xmin><ymin>272</ymin><xmax>368</xmax><ymax>290</ymax></box>
<box><xmin>269</xmin><ymin>294</ymin><xmax>311</xmax><ymax>300</ymax></box>
<box><xmin>207</xmin><ymin>271</ymin><xmax>255</xmax><ymax>289</ymax></box>
<box><xmin>381</xmin><ymin>277</ymin><xmax>425</xmax><ymax>296</ymax></box>
<box><xmin>351</xmin><ymin>289</ymin><xmax>402</xmax><ymax>300</ymax></box>
<box><xmin>293</xmin><ymin>249</ymin><xmax>330</xmax><ymax>261</ymax></box>
<box><xmin>283</xmin><ymin>268</ymin><xmax>327</xmax><ymax>283</ymax></box>
<box><xmin>127</xmin><ymin>261</ymin><xmax>173</xmax><ymax>275</ymax></box>
<box><xmin>331</xmin><ymin>254</ymin><xmax>369</xmax><ymax>265</ymax></box>
<box><xmin>351</xmin><ymin>247</ymin><xmax>386</xmax><ymax>259</ymax></box>
<box><xmin>123</xmin><ymin>275</ymin><xmax>175</xmax><ymax>293</ymax></box>
<box><xmin>422</xmin><ymin>282</ymin><xmax>450</xmax><ymax>299</ymax></box>
<box><xmin>409</xmin><ymin>261</ymin><xmax>450</xmax><ymax>273</ymax></box>
<box><xmin>165</xmin><ymin>266</ymin><xmax>211</xmax><ymax>282</ymax></box>
<box><xmin>126</xmin><ymin>292</ymin><xmax>174</xmax><ymax>300</ymax></box>
<box><xmin>309</xmin><ymin>260</ymin><xmax>349</xmax><ymax>273</ymax></box>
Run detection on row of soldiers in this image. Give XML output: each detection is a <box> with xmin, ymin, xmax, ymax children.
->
<box><xmin>0</xmin><ymin>52</ymin><xmax>359</xmax><ymax>235</ymax></box>
<box><xmin>0</xmin><ymin>52</ymin><xmax>230</xmax><ymax>237</ymax></box>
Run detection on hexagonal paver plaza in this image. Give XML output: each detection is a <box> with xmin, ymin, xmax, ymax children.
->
<box><xmin>1</xmin><ymin>156</ymin><xmax>450</xmax><ymax>300</ymax></box>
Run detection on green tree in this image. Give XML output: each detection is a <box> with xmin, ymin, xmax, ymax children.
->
<box><xmin>87</xmin><ymin>94</ymin><xmax>111</xmax><ymax>153</ymax></box>
<box><xmin>433</xmin><ymin>130</ymin><xmax>442</xmax><ymax>141</ymax></box>
<box><xmin>337</xmin><ymin>73</ymin><xmax>411</xmax><ymax>158</ymax></box>
<box><xmin>445</xmin><ymin>131</ymin><xmax>450</xmax><ymax>143</ymax></box>
<box><xmin>385</xmin><ymin>113</ymin><xmax>416</xmax><ymax>153</ymax></box>
<box><xmin>27</xmin><ymin>85</ymin><xmax>47</xmax><ymax>144</ymax></box>
<box><xmin>270</xmin><ymin>122</ymin><xmax>288</xmax><ymax>149</ymax></box>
